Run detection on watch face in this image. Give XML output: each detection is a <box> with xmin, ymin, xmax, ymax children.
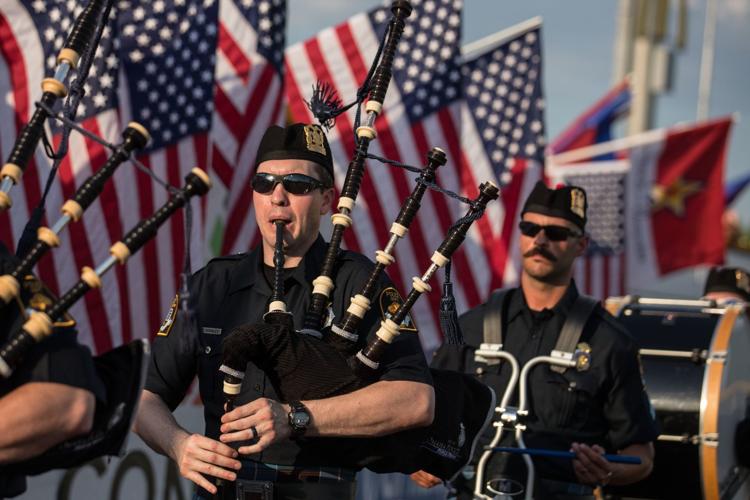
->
<box><xmin>292</xmin><ymin>412</ymin><xmax>310</xmax><ymax>428</ymax></box>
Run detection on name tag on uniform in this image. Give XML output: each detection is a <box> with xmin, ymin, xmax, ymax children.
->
<box><xmin>202</xmin><ymin>327</ymin><xmax>222</xmax><ymax>336</ymax></box>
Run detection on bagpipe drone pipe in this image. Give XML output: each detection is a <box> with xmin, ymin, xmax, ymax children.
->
<box><xmin>0</xmin><ymin>168</ymin><xmax>211</xmax><ymax>474</ymax></box>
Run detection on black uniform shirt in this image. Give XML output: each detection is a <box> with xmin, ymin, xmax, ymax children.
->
<box><xmin>146</xmin><ymin>235</ymin><xmax>432</xmax><ymax>467</ymax></box>
<box><xmin>433</xmin><ymin>282</ymin><xmax>658</xmax><ymax>483</ymax></box>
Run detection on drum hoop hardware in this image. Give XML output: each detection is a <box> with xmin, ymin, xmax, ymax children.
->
<box><xmin>707</xmin><ymin>351</ymin><xmax>727</xmax><ymax>364</ymax></box>
<box><xmin>639</xmin><ymin>348</ymin><xmax>708</xmax><ymax>363</ymax></box>
<box><xmin>700</xmin><ymin>305</ymin><xmax>741</xmax><ymax>500</ymax></box>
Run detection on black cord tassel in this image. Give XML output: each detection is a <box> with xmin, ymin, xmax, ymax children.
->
<box><xmin>307</xmin><ymin>81</ymin><xmax>344</xmax><ymax>130</ymax></box>
<box><xmin>439</xmin><ymin>261</ymin><xmax>464</xmax><ymax>345</ymax></box>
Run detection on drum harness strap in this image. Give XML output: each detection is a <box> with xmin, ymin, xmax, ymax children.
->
<box><xmin>476</xmin><ymin>288</ymin><xmax>599</xmax><ymax>374</ymax></box>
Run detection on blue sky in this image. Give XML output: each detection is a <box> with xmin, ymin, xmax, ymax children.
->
<box><xmin>287</xmin><ymin>0</ymin><xmax>750</xmax><ymax>225</ymax></box>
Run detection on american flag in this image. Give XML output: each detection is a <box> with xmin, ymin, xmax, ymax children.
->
<box><xmin>547</xmin><ymin>161</ymin><xmax>629</xmax><ymax>298</ymax></box>
<box><xmin>0</xmin><ymin>0</ymin><xmax>285</xmax><ymax>353</ymax></box>
<box><xmin>284</xmin><ymin>2</ymin><xmax>546</xmax><ymax>351</ymax></box>
<box><xmin>214</xmin><ymin>0</ymin><xmax>286</xmax><ymax>254</ymax></box>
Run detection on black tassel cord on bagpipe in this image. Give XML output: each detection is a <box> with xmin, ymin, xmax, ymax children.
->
<box><xmin>0</xmin><ymin>0</ymin><xmax>115</xmax><ymax>213</ymax></box>
<box><xmin>0</xmin><ymin>168</ymin><xmax>212</xmax><ymax>378</ymax></box>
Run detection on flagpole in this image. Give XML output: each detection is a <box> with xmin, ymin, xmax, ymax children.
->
<box><xmin>460</xmin><ymin>16</ymin><xmax>542</xmax><ymax>62</ymax></box>
<box><xmin>547</xmin><ymin>114</ymin><xmax>738</xmax><ymax>165</ymax></box>
<box><xmin>696</xmin><ymin>0</ymin><xmax>718</xmax><ymax>120</ymax></box>
<box><xmin>546</xmin><ymin>128</ymin><xmax>665</xmax><ymax>166</ymax></box>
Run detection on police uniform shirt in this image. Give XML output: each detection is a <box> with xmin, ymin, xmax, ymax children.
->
<box><xmin>146</xmin><ymin>235</ymin><xmax>432</xmax><ymax>467</ymax></box>
<box><xmin>433</xmin><ymin>282</ymin><xmax>658</xmax><ymax>483</ymax></box>
<box><xmin>0</xmin><ymin>244</ymin><xmax>105</xmax><ymax>498</ymax></box>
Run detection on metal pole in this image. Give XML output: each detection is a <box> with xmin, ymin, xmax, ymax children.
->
<box><xmin>697</xmin><ymin>0</ymin><xmax>719</xmax><ymax>121</ymax></box>
<box><xmin>612</xmin><ymin>0</ymin><xmax>636</xmax><ymax>84</ymax></box>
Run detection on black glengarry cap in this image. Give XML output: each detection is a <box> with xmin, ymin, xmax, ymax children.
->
<box><xmin>704</xmin><ymin>266</ymin><xmax>750</xmax><ymax>301</ymax></box>
<box><xmin>521</xmin><ymin>181</ymin><xmax>588</xmax><ymax>230</ymax></box>
<box><xmin>255</xmin><ymin>123</ymin><xmax>333</xmax><ymax>180</ymax></box>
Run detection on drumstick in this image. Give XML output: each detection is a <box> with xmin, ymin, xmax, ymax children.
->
<box><xmin>488</xmin><ymin>446</ymin><xmax>642</xmax><ymax>465</ymax></box>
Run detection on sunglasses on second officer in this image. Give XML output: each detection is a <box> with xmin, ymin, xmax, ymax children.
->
<box><xmin>518</xmin><ymin>220</ymin><xmax>583</xmax><ymax>241</ymax></box>
<box><xmin>251</xmin><ymin>172</ymin><xmax>331</xmax><ymax>196</ymax></box>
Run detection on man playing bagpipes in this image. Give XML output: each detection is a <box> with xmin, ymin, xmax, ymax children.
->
<box><xmin>134</xmin><ymin>123</ymin><xmax>436</xmax><ymax>500</ymax></box>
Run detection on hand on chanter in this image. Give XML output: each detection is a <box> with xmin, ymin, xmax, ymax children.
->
<box><xmin>220</xmin><ymin>397</ymin><xmax>291</xmax><ymax>454</ymax></box>
<box><xmin>173</xmin><ymin>432</ymin><xmax>241</xmax><ymax>495</ymax></box>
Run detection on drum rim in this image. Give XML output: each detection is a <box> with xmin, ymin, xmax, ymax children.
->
<box><xmin>699</xmin><ymin>304</ymin><xmax>742</xmax><ymax>500</ymax></box>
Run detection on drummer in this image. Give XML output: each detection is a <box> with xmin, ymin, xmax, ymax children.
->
<box><xmin>702</xmin><ymin>266</ymin><xmax>750</xmax><ymax>305</ymax></box>
<box><xmin>412</xmin><ymin>182</ymin><xmax>659</xmax><ymax>499</ymax></box>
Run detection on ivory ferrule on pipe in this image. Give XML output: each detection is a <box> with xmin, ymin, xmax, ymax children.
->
<box><xmin>1</xmin><ymin>164</ymin><xmax>22</xmax><ymax>185</ymax></box>
<box><xmin>0</xmin><ymin>191</ymin><xmax>11</xmax><ymax>210</ymax></box>
<box><xmin>346</xmin><ymin>294</ymin><xmax>371</xmax><ymax>319</ymax></box>
<box><xmin>0</xmin><ymin>275</ymin><xmax>20</xmax><ymax>303</ymax></box>
<box><xmin>412</xmin><ymin>276</ymin><xmax>431</xmax><ymax>294</ymax></box>
<box><xmin>375</xmin><ymin>318</ymin><xmax>399</xmax><ymax>344</ymax></box>
<box><xmin>57</xmin><ymin>48</ymin><xmax>80</xmax><ymax>68</ymax></box>
<box><xmin>80</xmin><ymin>266</ymin><xmax>102</xmax><ymax>289</ymax></box>
<box><xmin>312</xmin><ymin>275</ymin><xmax>334</xmax><ymax>297</ymax></box>
<box><xmin>375</xmin><ymin>250</ymin><xmax>395</xmax><ymax>266</ymax></box>
<box><xmin>37</xmin><ymin>227</ymin><xmax>61</xmax><ymax>248</ymax></box>
<box><xmin>337</xmin><ymin>196</ymin><xmax>355</xmax><ymax>211</ymax></box>
<box><xmin>61</xmin><ymin>200</ymin><xmax>84</xmax><ymax>222</ymax></box>
<box><xmin>109</xmin><ymin>241</ymin><xmax>131</xmax><ymax>264</ymax></box>
<box><xmin>24</xmin><ymin>312</ymin><xmax>53</xmax><ymax>341</ymax></box>
<box><xmin>268</xmin><ymin>300</ymin><xmax>287</xmax><ymax>313</ymax></box>
<box><xmin>331</xmin><ymin>213</ymin><xmax>353</xmax><ymax>228</ymax></box>
<box><xmin>41</xmin><ymin>78</ymin><xmax>67</xmax><ymax>97</ymax></box>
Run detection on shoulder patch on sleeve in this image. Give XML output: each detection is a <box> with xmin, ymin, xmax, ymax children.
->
<box><xmin>157</xmin><ymin>294</ymin><xmax>179</xmax><ymax>336</ymax></box>
<box><xmin>379</xmin><ymin>286</ymin><xmax>417</xmax><ymax>332</ymax></box>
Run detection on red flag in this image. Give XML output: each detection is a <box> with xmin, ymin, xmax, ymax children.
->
<box><xmin>648</xmin><ymin>117</ymin><xmax>731</xmax><ymax>275</ymax></box>
<box><xmin>548</xmin><ymin>117</ymin><xmax>733</xmax><ymax>297</ymax></box>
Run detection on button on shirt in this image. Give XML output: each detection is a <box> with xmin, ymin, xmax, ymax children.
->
<box><xmin>145</xmin><ymin>235</ymin><xmax>432</xmax><ymax>468</ymax></box>
<box><xmin>432</xmin><ymin>282</ymin><xmax>658</xmax><ymax>483</ymax></box>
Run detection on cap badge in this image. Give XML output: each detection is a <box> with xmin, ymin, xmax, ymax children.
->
<box><xmin>304</xmin><ymin>124</ymin><xmax>327</xmax><ymax>156</ymax></box>
<box><xmin>570</xmin><ymin>188</ymin><xmax>586</xmax><ymax>219</ymax></box>
<box><xmin>736</xmin><ymin>270</ymin><xmax>750</xmax><ymax>295</ymax></box>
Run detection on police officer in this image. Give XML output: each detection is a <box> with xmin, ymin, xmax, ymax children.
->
<box><xmin>0</xmin><ymin>242</ymin><xmax>103</xmax><ymax>497</ymax></box>
<box><xmin>702</xmin><ymin>265</ymin><xmax>750</xmax><ymax>304</ymax></box>
<box><xmin>134</xmin><ymin>123</ymin><xmax>435</xmax><ymax>500</ymax></box>
<box><xmin>411</xmin><ymin>181</ymin><xmax>658</xmax><ymax>499</ymax></box>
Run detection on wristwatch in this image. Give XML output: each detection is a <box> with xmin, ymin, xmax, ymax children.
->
<box><xmin>287</xmin><ymin>401</ymin><xmax>310</xmax><ymax>437</ymax></box>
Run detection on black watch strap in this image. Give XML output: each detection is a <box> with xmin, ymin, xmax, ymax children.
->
<box><xmin>288</xmin><ymin>400</ymin><xmax>310</xmax><ymax>437</ymax></box>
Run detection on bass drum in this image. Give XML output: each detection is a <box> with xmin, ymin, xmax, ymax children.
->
<box><xmin>605</xmin><ymin>297</ymin><xmax>750</xmax><ymax>500</ymax></box>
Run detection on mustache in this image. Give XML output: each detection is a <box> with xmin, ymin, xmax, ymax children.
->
<box><xmin>523</xmin><ymin>246</ymin><xmax>557</xmax><ymax>262</ymax></box>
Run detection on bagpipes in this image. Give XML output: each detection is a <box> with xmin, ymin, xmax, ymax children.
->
<box><xmin>0</xmin><ymin>0</ymin><xmax>114</xmax><ymax>211</ymax></box>
<box><xmin>0</xmin><ymin>168</ymin><xmax>211</xmax><ymax>475</ymax></box>
<box><xmin>214</xmin><ymin>1</ymin><xmax>502</xmax><ymax>482</ymax></box>
<box><xmin>0</xmin><ymin>0</ymin><xmax>213</xmax><ymax>475</ymax></box>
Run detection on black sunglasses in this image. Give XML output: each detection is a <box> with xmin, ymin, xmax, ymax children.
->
<box><xmin>251</xmin><ymin>173</ymin><xmax>328</xmax><ymax>195</ymax></box>
<box><xmin>519</xmin><ymin>220</ymin><xmax>582</xmax><ymax>241</ymax></box>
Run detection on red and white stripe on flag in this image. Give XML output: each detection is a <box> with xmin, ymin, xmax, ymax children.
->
<box><xmin>214</xmin><ymin>0</ymin><xmax>286</xmax><ymax>256</ymax></box>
